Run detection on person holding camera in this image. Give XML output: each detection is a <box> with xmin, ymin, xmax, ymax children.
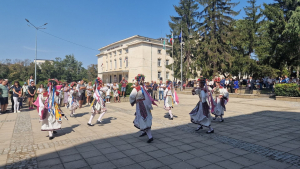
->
<box><xmin>12</xmin><ymin>81</ymin><xmax>22</xmax><ymax>113</ymax></box>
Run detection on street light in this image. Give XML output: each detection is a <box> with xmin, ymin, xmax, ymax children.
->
<box><xmin>25</xmin><ymin>18</ymin><xmax>47</xmax><ymax>85</ymax></box>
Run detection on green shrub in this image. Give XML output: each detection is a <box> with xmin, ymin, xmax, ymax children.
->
<box><xmin>118</xmin><ymin>83</ymin><xmax>134</xmax><ymax>96</ymax></box>
<box><xmin>274</xmin><ymin>83</ymin><xmax>300</xmax><ymax>97</ymax></box>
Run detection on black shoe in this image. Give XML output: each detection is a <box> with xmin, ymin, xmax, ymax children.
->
<box><xmin>206</xmin><ymin>130</ymin><xmax>214</xmax><ymax>134</ymax></box>
<box><xmin>87</xmin><ymin>123</ymin><xmax>94</xmax><ymax>126</ymax></box>
<box><xmin>53</xmin><ymin>131</ymin><xmax>57</xmax><ymax>134</ymax></box>
<box><xmin>213</xmin><ymin>117</ymin><xmax>216</xmax><ymax>120</ymax></box>
<box><xmin>169</xmin><ymin>117</ymin><xmax>173</xmax><ymax>120</ymax></box>
<box><xmin>147</xmin><ymin>137</ymin><xmax>154</xmax><ymax>143</ymax></box>
<box><xmin>49</xmin><ymin>136</ymin><xmax>54</xmax><ymax>140</ymax></box>
<box><xmin>220</xmin><ymin>119</ymin><xmax>224</xmax><ymax>122</ymax></box>
<box><xmin>195</xmin><ymin>126</ymin><xmax>203</xmax><ymax>131</ymax></box>
<box><xmin>96</xmin><ymin>120</ymin><xmax>102</xmax><ymax>124</ymax></box>
<box><xmin>139</xmin><ymin>132</ymin><xmax>147</xmax><ymax>137</ymax></box>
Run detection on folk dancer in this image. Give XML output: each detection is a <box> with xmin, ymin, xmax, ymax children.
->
<box><xmin>190</xmin><ymin>78</ymin><xmax>214</xmax><ymax>133</ymax></box>
<box><xmin>211</xmin><ymin>77</ymin><xmax>229</xmax><ymax>122</ymax></box>
<box><xmin>87</xmin><ymin>77</ymin><xmax>108</xmax><ymax>126</ymax></box>
<box><xmin>69</xmin><ymin>82</ymin><xmax>79</xmax><ymax>117</ymax></box>
<box><xmin>36</xmin><ymin>79</ymin><xmax>67</xmax><ymax>140</ymax></box>
<box><xmin>164</xmin><ymin>80</ymin><xmax>179</xmax><ymax>120</ymax></box>
<box><xmin>130</xmin><ymin>74</ymin><xmax>157</xmax><ymax>143</ymax></box>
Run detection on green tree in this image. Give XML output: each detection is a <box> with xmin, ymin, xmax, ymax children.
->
<box><xmin>196</xmin><ymin>0</ymin><xmax>240</xmax><ymax>77</ymax></box>
<box><xmin>87</xmin><ymin>64</ymin><xmax>98</xmax><ymax>81</ymax></box>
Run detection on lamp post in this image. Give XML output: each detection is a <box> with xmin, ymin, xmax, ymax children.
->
<box><xmin>25</xmin><ymin>19</ymin><xmax>47</xmax><ymax>85</ymax></box>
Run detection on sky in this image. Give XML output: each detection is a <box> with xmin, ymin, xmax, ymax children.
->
<box><xmin>0</xmin><ymin>0</ymin><xmax>274</xmax><ymax>68</ymax></box>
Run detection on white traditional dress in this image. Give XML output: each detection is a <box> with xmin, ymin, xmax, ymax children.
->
<box><xmin>91</xmin><ymin>87</ymin><xmax>108</xmax><ymax>114</ymax></box>
<box><xmin>130</xmin><ymin>85</ymin><xmax>153</xmax><ymax>131</ymax></box>
<box><xmin>211</xmin><ymin>86</ymin><xmax>229</xmax><ymax>116</ymax></box>
<box><xmin>164</xmin><ymin>87</ymin><xmax>174</xmax><ymax>110</ymax></box>
<box><xmin>68</xmin><ymin>89</ymin><xmax>79</xmax><ymax>111</ymax></box>
<box><xmin>190</xmin><ymin>88</ymin><xmax>212</xmax><ymax>127</ymax></box>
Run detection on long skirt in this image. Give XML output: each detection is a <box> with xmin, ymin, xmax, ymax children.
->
<box><xmin>133</xmin><ymin>101</ymin><xmax>152</xmax><ymax>131</ymax></box>
<box><xmin>164</xmin><ymin>96</ymin><xmax>173</xmax><ymax>110</ymax></box>
<box><xmin>190</xmin><ymin>101</ymin><xmax>212</xmax><ymax>127</ymax></box>
<box><xmin>41</xmin><ymin>112</ymin><xmax>61</xmax><ymax>131</ymax></box>
<box><xmin>63</xmin><ymin>92</ymin><xmax>69</xmax><ymax>104</ymax></box>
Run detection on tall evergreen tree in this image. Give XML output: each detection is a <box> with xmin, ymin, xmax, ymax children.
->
<box><xmin>196</xmin><ymin>0</ymin><xmax>240</xmax><ymax>77</ymax></box>
<box><xmin>168</xmin><ymin>0</ymin><xmax>199</xmax><ymax>81</ymax></box>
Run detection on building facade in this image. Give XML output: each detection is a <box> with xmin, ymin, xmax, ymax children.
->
<box><xmin>34</xmin><ymin>59</ymin><xmax>54</xmax><ymax>68</ymax></box>
<box><xmin>97</xmin><ymin>35</ymin><xmax>173</xmax><ymax>83</ymax></box>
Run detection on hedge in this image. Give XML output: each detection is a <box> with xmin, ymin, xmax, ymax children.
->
<box><xmin>274</xmin><ymin>83</ymin><xmax>300</xmax><ymax>97</ymax></box>
<box><xmin>118</xmin><ymin>83</ymin><xmax>134</xmax><ymax>96</ymax></box>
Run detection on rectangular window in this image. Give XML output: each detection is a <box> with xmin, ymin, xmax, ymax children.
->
<box><xmin>166</xmin><ymin>60</ymin><xmax>169</xmax><ymax>66</ymax></box>
<box><xmin>158</xmin><ymin>59</ymin><xmax>161</xmax><ymax>67</ymax></box>
<box><xmin>114</xmin><ymin>60</ymin><xmax>117</xmax><ymax>69</ymax></box>
<box><xmin>166</xmin><ymin>72</ymin><xmax>169</xmax><ymax>79</ymax></box>
<box><xmin>125</xmin><ymin>58</ymin><xmax>128</xmax><ymax>67</ymax></box>
<box><xmin>158</xmin><ymin>50</ymin><xmax>161</xmax><ymax>54</ymax></box>
<box><xmin>110</xmin><ymin>53</ymin><xmax>112</xmax><ymax>57</ymax></box>
<box><xmin>114</xmin><ymin>51</ymin><xmax>116</xmax><ymax>56</ymax></box>
<box><xmin>106</xmin><ymin>62</ymin><xmax>108</xmax><ymax>71</ymax></box>
<box><xmin>120</xmin><ymin>58</ymin><xmax>122</xmax><ymax>68</ymax></box>
<box><xmin>125</xmin><ymin>49</ymin><xmax>129</xmax><ymax>53</ymax></box>
<box><xmin>158</xmin><ymin>72</ymin><xmax>161</xmax><ymax>78</ymax></box>
<box><xmin>110</xmin><ymin>61</ymin><xmax>112</xmax><ymax>70</ymax></box>
<box><xmin>119</xmin><ymin>50</ymin><xmax>122</xmax><ymax>55</ymax></box>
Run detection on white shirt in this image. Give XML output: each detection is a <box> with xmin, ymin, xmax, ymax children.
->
<box><xmin>225</xmin><ymin>80</ymin><xmax>229</xmax><ymax>85</ymax></box>
<box><xmin>158</xmin><ymin>83</ymin><xmax>165</xmax><ymax>91</ymax></box>
<box><xmin>106</xmin><ymin>89</ymin><xmax>111</xmax><ymax>96</ymax></box>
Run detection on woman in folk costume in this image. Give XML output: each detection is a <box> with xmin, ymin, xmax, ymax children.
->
<box><xmin>87</xmin><ymin>77</ymin><xmax>108</xmax><ymax>126</ymax></box>
<box><xmin>164</xmin><ymin>80</ymin><xmax>179</xmax><ymax>120</ymax></box>
<box><xmin>37</xmin><ymin>79</ymin><xmax>66</xmax><ymax>140</ymax></box>
<box><xmin>190</xmin><ymin>78</ymin><xmax>214</xmax><ymax>133</ymax></box>
<box><xmin>69</xmin><ymin>82</ymin><xmax>79</xmax><ymax>117</ymax></box>
<box><xmin>211</xmin><ymin>77</ymin><xmax>229</xmax><ymax>122</ymax></box>
<box><xmin>130</xmin><ymin>74</ymin><xmax>157</xmax><ymax>143</ymax></box>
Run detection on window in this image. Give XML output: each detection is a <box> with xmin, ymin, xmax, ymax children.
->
<box><xmin>125</xmin><ymin>57</ymin><xmax>128</xmax><ymax>67</ymax></box>
<box><xmin>158</xmin><ymin>72</ymin><xmax>161</xmax><ymax>79</ymax></box>
<box><xmin>158</xmin><ymin>59</ymin><xmax>161</xmax><ymax>67</ymax></box>
<box><xmin>114</xmin><ymin>59</ymin><xmax>117</xmax><ymax>69</ymax></box>
<box><xmin>166</xmin><ymin>60</ymin><xmax>169</xmax><ymax>66</ymax></box>
<box><xmin>106</xmin><ymin>62</ymin><xmax>108</xmax><ymax>71</ymax></box>
<box><xmin>119</xmin><ymin>50</ymin><xmax>122</xmax><ymax>55</ymax></box>
<box><xmin>166</xmin><ymin>72</ymin><xmax>169</xmax><ymax>79</ymax></box>
<box><xmin>119</xmin><ymin>58</ymin><xmax>122</xmax><ymax>68</ymax></box>
<box><xmin>125</xmin><ymin>49</ymin><xmax>129</xmax><ymax>53</ymax></box>
<box><xmin>109</xmin><ymin>53</ymin><xmax>112</xmax><ymax>57</ymax></box>
<box><xmin>158</xmin><ymin>49</ymin><xmax>161</xmax><ymax>54</ymax></box>
<box><xmin>110</xmin><ymin>60</ymin><xmax>112</xmax><ymax>70</ymax></box>
<box><xmin>114</xmin><ymin>51</ymin><xmax>116</xmax><ymax>56</ymax></box>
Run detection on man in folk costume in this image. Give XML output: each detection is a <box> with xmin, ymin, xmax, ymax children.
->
<box><xmin>190</xmin><ymin>78</ymin><xmax>214</xmax><ymax>133</ymax></box>
<box><xmin>68</xmin><ymin>82</ymin><xmax>79</xmax><ymax>117</ymax></box>
<box><xmin>87</xmin><ymin>77</ymin><xmax>108</xmax><ymax>126</ymax></box>
<box><xmin>130</xmin><ymin>74</ymin><xmax>157</xmax><ymax>143</ymax></box>
<box><xmin>164</xmin><ymin>80</ymin><xmax>179</xmax><ymax>120</ymax></box>
<box><xmin>211</xmin><ymin>77</ymin><xmax>229</xmax><ymax>122</ymax></box>
<box><xmin>37</xmin><ymin>79</ymin><xmax>66</xmax><ymax>140</ymax></box>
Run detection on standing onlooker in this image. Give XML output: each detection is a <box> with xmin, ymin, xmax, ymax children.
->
<box><xmin>220</xmin><ymin>77</ymin><xmax>225</xmax><ymax>87</ymax></box>
<box><xmin>146</xmin><ymin>82</ymin><xmax>153</xmax><ymax>97</ymax></box>
<box><xmin>105</xmin><ymin>84</ymin><xmax>111</xmax><ymax>103</ymax></box>
<box><xmin>113</xmin><ymin>82</ymin><xmax>120</xmax><ymax>103</ymax></box>
<box><xmin>120</xmin><ymin>77</ymin><xmax>128</xmax><ymax>98</ymax></box>
<box><xmin>229</xmin><ymin>78</ymin><xmax>234</xmax><ymax>93</ymax></box>
<box><xmin>158</xmin><ymin>80</ymin><xmax>165</xmax><ymax>101</ymax></box>
<box><xmin>27</xmin><ymin>75</ymin><xmax>34</xmax><ymax>86</ymax></box>
<box><xmin>0</xmin><ymin>80</ymin><xmax>9</xmax><ymax>114</ymax></box>
<box><xmin>37</xmin><ymin>84</ymin><xmax>44</xmax><ymax>95</ymax></box>
<box><xmin>152</xmin><ymin>81</ymin><xmax>158</xmax><ymax>100</ymax></box>
<box><xmin>27</xmin><ymin>81</ymin><xmax>36</xmax><ymax>109</ymax></box>
<box><xmin>234</xmin><ymin>78</ymin><xmax>239</xmax><ymax>93</ymax></box>
<box><xmin>86</xmin><ymin>82</ymin><xmax>93</xmax><ymax>106</ymax></box>
<box><xmin>224</xmin><ymin>78</ymin><xmax>230</xmax><ymax>89</ymax></box>
<box><xmin>282</xmin><ymin>75</ymin><xmax>289</xmax><ymax>83</ymax></box>
<box><xmin>22</xmin><ymin>82</ymin><xmax>28</xmax><ymax>102</ymax></box>
<box><xmin>12</xmin><ymin>81</ymin><xmax>22</xmax><ymax>113</ymax></box>
<box><xmin>268</xmin><ymin>77</ymin><xmax>274</xmax><ymax>91</ymax></box>
<box><xmin>63</xmin><ymin>83</ymin><xmax>69</xmax><ymax>107</ymax></box>
<box><xmin>249</xmin><ymin>77</ymin><xmax>255</xmax><ymax>90</ymax></box>
<box><xmin>78</xmin><ymin>80</ymin><xmax>86</xmax><ymax>108</ymax></box>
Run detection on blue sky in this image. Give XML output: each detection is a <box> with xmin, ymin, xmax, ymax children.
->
<box><xmin>0</xmin><ymin>0</ymin><xmax>274</xmax><ymax>68</ymax></box>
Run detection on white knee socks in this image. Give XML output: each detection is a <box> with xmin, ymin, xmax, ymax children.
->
<box><xmin>208</xmin><ymin>126</ymin><xmax>213</xmax><ymax>131</ymax></box>
<box><xmin>49</xmin><ymin>131</ymin><xmax>53</xmax><ymax>137</ymax></box>
<box><xmin>97</xmin><ymin>112</ymin><xmax>106</xmax><ymax>122</ymax></box>
<box><xmin>88</xmin><ymin>113</ymin><xmax>96</xmax><ymax>124</ymax></box>
<box><xmin>145</xmin><ymin>129</ymin><xmax>152</xmax><ymax>139</ymax></box>
<box><xmin>168</xmin><ymin>110</ymin><xmax>173</xmax><ymax>118</ymax></box>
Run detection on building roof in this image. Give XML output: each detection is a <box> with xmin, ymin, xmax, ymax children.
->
<box><xmin>34</xmin><ymin>59</ymin><xmax>54</xmax><ymax>61</ymax></box>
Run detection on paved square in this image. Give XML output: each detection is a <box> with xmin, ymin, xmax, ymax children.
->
<box><xmin>0</xmin><ymin>94</ymin><xmax>300</xmax><ymax>168</ymax></box>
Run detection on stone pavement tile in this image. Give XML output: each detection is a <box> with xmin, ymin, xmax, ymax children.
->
<box><xmin>76</xmin><ymin>145</ymin><xmax>96</xmax><ymax>153</ymax></box>
<box><xmin>122</xmin><ymin>148</ymin><xmax>143</xmax><ymax>156</ymax></box>
<box><xmin>186</xmin><ymin>157</ymin><xmax>211</xmax><ymax>168</ymax></box>
<box><xmin>154</xmin><ymin>143</ymin><xmax>172</xmax><ymax>149</ymax></box>
<box><xmin>179</xmin><ymin>138</ymin><xmax>197</xmax><ymax>144</ymax></box>
<box><xmin>119</xmin><ymin>163</ymin><xmax>144</xmax><ymax>169</ymax></box>
<box><xmin>203</xmin><ymin>164</ymin><xmax>225</xmax><ymax>169</ymax></box>
<box><xmin>230</xmin><ymin>156</ymin><xmax>257</xmax><ymax>166</ymax></box>
<box><xmin>115</xmin><ymin>144</ymin><xmax>135</xmax><ymax>151</ymax></box>
<box><xmin>138</xmin><ymin>145</ymin><xmax>159</xmax><ymax>153</ymax></box>
<box><xmin>173</xmin><ymin>152</ymin><xmax>195</xmax><ymax>160</ymax></box>
<box><xmin>85</xmin><ymin>155</ymin><xmax>108</xmax><ymax>166</ymax></box>
<box><xmin>157</xmin><ymin>166</ymin><xmax>171</xmax><ymax>169</ymax></box>
<box><xmin>227</xmin><ymin>148</ymin><xmax>249</xmax><ymax>155</ymax></box>
<box><xmin>202</xmin><ymin>154</ymin><xmax>226</xmax><ymax>163</ymax></box>
<box><xmin>60</xmin><ymin>153</ymin><xmax>82</xmax><ymax>163</ymax></box>
<box><xmin>261</xmin><ymin>160</ymin><xmax>292</xmax><ymax>169</ymax></box>
<box><xmin>39</xmin><ymin>163</ymin><xmax>65</xmax><ymax>169</ymax></box>
<box><xmin>177</xmin><ymin>144</ymin><xmax>194</xmax><ymax>151</ymax></box>
<box><xmin>167</xmin><ymin>140</ymin><xmax>185</xmax><ymax>147</ymax></box>
<box><xmin>80</xmin><ymin>150</ymin><xmax>102</xmax><ymax>159</ymax></box>
<box><xmin>37</xmin><ymin>157</ymin><xmax>62</xmax><ymax>168</ymax></box>
<box><xmin>162</xmin><ymin>147</ymin><xmax>184</xmax><ymax>154</ymax></box>
<box><xmin>169</xmin><ymin>161</ymin><xmax>196</xmax><ymax>169</ymax></box>
<box><xmin>111</xmin><ymin>157</ymin><xmax>136</xmax><ymax>168</ymax></box>
<box><xmin>147</xmin><ymin>149</ymin><xmax>169</xmax><ymax>158</ymax></box>
<box><xmin>63</xmin><ymin>159</ymin><xmax>89</xmax><ymax>169</ymax></box>
<box><xmin>130</xmin><ymin>153</ymin><xmax>153</xmax><ymax>163</ymax></box>
<box><xmin>188</xmin><ymin>149</ymin><xmax>211</xmax><ymax>157</ymax></box>
<box><xmin>216</xmin><ymin>160</ymin><xmax>244</xmax><ymax>169</ymax></box>
<box><xmin>157</xmin><ymin>155</ymin><xmax>182</xmax><ymax>165</ymax></box>
<box><xmin>189</xmin><ymin>142</ymin><xmax>210</xmax><ymax>149</ymax></box>
<box><xmin>202</xmin><ymin>146</ymin><xmax>223</xmax><ymax>153</ymax></box>
<box><xmin>271</xmin><ymin>145</ymin><xmax>294</xmax><ymax>152</ymax></box>
<box><xmin>289</xmin><ymin>148</ymin><xmax>300</xmax><ymax>156</ymax></box>
<box><xmin>249</xmin><ymin>163</ymin><xmax>276</xmax><ymax>169</ymax></box>
<box><xmin>58</xmin><ymin>148</ymin><xmax>79</xmax><ymax>156</ymax></box>
<box><xmin>100</xmin><ymin>146</ymin><xmax>119</xmax><ymax>154</ymax></box>
<box><xmin>139</xmin><ymin>159</ymin><xmax>164</xmax><ymax>169</ymax></box>
<box><xmin>214</xmin><ymin>151</ymin><xmax>238</xmax><ymax>159</ymax></box>
<box><xmin>37</xmin><ymin>151</ymin><xmax>59</xmax><ymax>162</ymax></box>
<box><xmin>94</xmin><ymin>142</ymin><xmax>113</xmax><ymax>149</ymax></box>
<box><xmin>105</xmin><ymin>152</ymin><xmax>127</xmax><ymax>161</ymax></box>
<box><xmin>90</xmin><ymin>161</ymin><xmax>116</xmax><ymax>169</ymax></box>
<box><xmin>214</xmin><ymin>143</ymin><xmax>234</xmax><ymax>150</ymax></box>
<box><xmin>242</xmin><ymin>153</ymin><xmax>270</xmax><ymax>163</ymax></box>
<box><xmin>287</xmin><ymin>165</ymin><xmax>300</xmax><ymax>169</ymax></box>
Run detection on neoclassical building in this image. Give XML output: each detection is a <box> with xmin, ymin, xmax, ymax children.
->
<box><xmin>96</xmin><ymin>35</ymin><xmax>174</xmax><ymax>83</ymax></box>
